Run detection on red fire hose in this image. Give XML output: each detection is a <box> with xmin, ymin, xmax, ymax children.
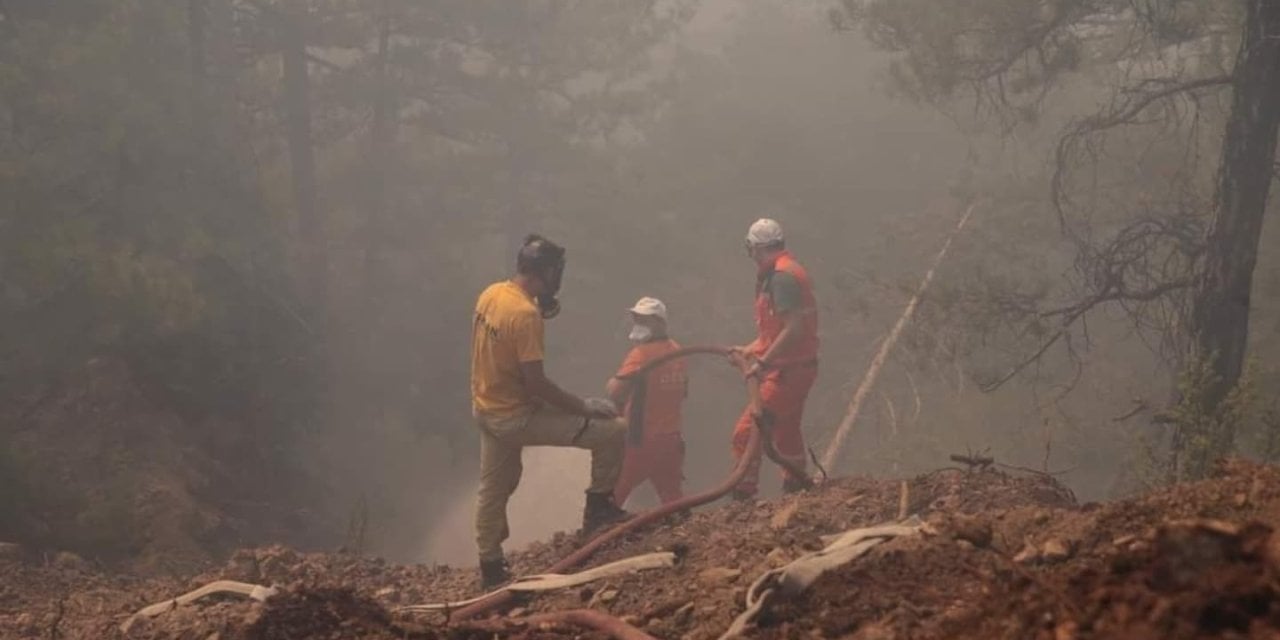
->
<box><xmin>459</xmin><ymin>608</ymin><xmax>659</xmax><ymax>640</ymax></box>
<box><xmin>452</xmin><ymin>345</ymin><xmax>812</xmax><ymax>624</ymax></box>
<box><xmin>615</xmin><ymin>345</ymin><xmax>811</xmax><ymax>484</ymax></box>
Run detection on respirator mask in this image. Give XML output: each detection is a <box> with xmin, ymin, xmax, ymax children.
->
<box><xmin>628</xmin><ymin>324</ymin><xmax>653</xmax><ymax>343</ymax></box>
<box><xmin>536</xmin><ymin>257</ymin><xmax>564</xmax><ymax>319</ymax></box>
<box><xmin>517</xmin><ymin>234</ymin><xmax>567</xmax><ymax>320</ymax></box>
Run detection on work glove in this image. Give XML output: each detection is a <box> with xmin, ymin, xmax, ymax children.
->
<box><xmin>583</xmin><ymin>397</ymin><xmax>619</xmax><ymax>419</ymax></box>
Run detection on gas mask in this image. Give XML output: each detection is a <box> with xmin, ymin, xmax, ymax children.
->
<box><xmin>518</xmin><ymin>234</ymin><xmax>566</xmax><ymax>320</ymax></box>
<box><xmin>536</xmin><ymin>254</ymin><xmax>565</xmax><ymax>319</ymax></box>
<box><xmin>536</xmin><ymin>293</ymin><xmax>561</xmax><ymax>319</ymax></box>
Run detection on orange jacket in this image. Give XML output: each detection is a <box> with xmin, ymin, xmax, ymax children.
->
<box><xmin>753</xmin><ymin>251</ymin><xmax>819</xmax><ymax>367</ymax></box>
<box><xmin>615</xmin><ymin>338</ymin><xmax>687</xmax><ymax>445</ymax></box>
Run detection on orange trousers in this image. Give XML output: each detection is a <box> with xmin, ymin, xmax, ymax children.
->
<box><xmin>613</xmin><ymin>432</ymin><xmax>685</xmax><ymax>507</ymax></box>
<box><xmin>731</xmin><ymin>362</ymin><xmax>817</xmax><ymax>497</ymax></box>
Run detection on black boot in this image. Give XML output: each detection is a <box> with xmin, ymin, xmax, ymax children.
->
<box><xmin>782</xmin><ymin>476</ymin><xmax>809</xmax><ymax>495</ymax></box>
<box><xmin>582</xmin><ymin>491</ymin><xmax>630</xmax><ymax>534</ymax></box>
<box><xmin>479</xmin><ymin>557</ymin><xmax>511</xmax><ymax>590</ymax></box>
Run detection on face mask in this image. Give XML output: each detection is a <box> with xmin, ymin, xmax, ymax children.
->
<box><xmin>628</xmin><ymin>324</ymin><xmax>653</xmax><ymax>343</ymax></box>
<box><xmin>536</xmin><ymin>260</ymin><xmax>565</xmax><ymax>320</ymax></box>
<box><xmin>536</xmin><ymin>293</ymin><xmax>561</xmax><ymax>319</ymax></box>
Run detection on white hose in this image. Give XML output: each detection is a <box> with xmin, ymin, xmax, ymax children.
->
<box><xmin>719</xmin><ymin>517</ymin><xmax>926</xmax><ymax>640</ymax></box>
<box><xmin>397</xmin><ymin>551</ymin><xmax>676</xmax><ymax>614</ymax></box>
<box><xmin>120</xmin><ymin>580</ymin><xmax>278</xmax><ymax>634</ymax></box>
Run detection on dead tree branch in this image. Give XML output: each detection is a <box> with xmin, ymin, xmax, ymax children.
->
<box><xmin>1052</xmin><ymin>75</ymin><xmax>1232</xmax><ymax>231</ymax></box>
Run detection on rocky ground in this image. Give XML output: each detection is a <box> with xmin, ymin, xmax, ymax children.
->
<box><xmin>4</xmin><ymin>458</ymin><xmax>1280</xmax><ymax>639</ymax></box>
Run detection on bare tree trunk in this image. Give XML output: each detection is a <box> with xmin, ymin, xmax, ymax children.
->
<box><xmin>280</xmin><ymin>1</ymin><xmax>326</xmax><ymax>310</ymax></box>
<box><xmin>1190</xmin><ymin>0</ymin><xmax>1280</xmax><ymax>451</ymax></box>
<box><xmin>356</xmin><ymin>0</ymin><xmax>397</xmax><ymax>425</ymax></box>
<box><xmin>186</xmin><ymin>0</ymin><xmax>210</xmax><ymax>179</ymax></box>
<box><xmin>206</xmin><ymin>0</ymin><xmax>235</xmax><ymax>97</ymax></box>
<box><xmin>363</xmin><ymin>0</ymin><xmax>394</xmax><ymax>299</ymax></box>
<box><xmin>187</xmin><ymin>0</ymin><xmax>208</xmax><ymax>94</ymax></box>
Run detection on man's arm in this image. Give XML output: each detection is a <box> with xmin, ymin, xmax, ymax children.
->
<box><xmin>746</xmin><ymin>270</ymin><xmax>806</xmax><ymax>376</ymax></box>
<box><xmin>520</xmin><ymin>360</ymin><xmax>591</xmax><ymax>416</ymax></box>
<box><xmin>757</xmin><ymin>311</ymin><xmax>802</xmax><ymax>366</ymax></box>
<box><xmin>606</xmin><ymin>376</ymin><xmax>633</xmax><ymax>407</ymax></box>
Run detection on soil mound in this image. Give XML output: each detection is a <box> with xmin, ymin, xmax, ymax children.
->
<box><xmin>5</xmin><ymin>458</ymin><xmax>1280</xmax><ymax>639</ymax></box>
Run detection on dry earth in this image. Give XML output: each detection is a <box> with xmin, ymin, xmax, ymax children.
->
<box><xmin>4</xmin><ymin>458</ymin><xmax>1280</xmax><ymax>639</ymax></box>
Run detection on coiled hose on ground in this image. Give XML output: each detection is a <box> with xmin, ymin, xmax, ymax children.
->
<box><xmin>450</xmin><ymin>345</ymin><xmax>815</xmax><ymax>634</ymax></box>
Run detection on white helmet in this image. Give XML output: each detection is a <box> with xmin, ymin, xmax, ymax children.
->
<box><xmin>746</xmin><ymin>218</ymin><xmax>784</xmax><ymax>248</ymax></box>
<box><xmin>627</xmin><ymin>296</ymin><xmax>668</xmax><ymax>320</ymax></box>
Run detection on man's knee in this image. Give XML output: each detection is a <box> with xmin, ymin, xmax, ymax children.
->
<box><xmin>587</xmin><ymin>417</ymin><xmax>626</xmax><ymax>448</ymax></box>
<box><xmin>478</xmin><ymin>464</ymin><xmax>522</xmax><ymax>500</ymax></box>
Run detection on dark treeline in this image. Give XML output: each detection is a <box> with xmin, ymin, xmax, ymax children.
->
<box><xmin>0</xmin><ymin>0</ymin><xmax>1277</xmax><ymax>564</ymax></box>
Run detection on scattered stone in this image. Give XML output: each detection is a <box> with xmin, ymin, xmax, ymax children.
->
<box><xmin>14</xmin><ymin>613</ymin><xmax>35</xmax><ymax>633</ymax></box>
<box><xmin>1041</xmin><ymin>539</ymin><xmax>1072</xmax><ymax>562</ymax></box>
<box><xmin>771</xmin><ymin>501</ymin><xmax>800</xmax><ymax>530</ymax></box>
<box><xmin>673</xmin><ymin>601</ymin><xmax>696</xmax><ymax>624</ymax></box>
<box><xmin>948</xmin><ymin>514</ymin><xmax>993</xmax><ymax>548</ymax></box>
<box><xmin>698</xmin><ymin>567</ymin><xmax>742</xmax><ymax>584</ymax></box>
<box><xmin>1013</xmin><ymin>543</ymin><xmax>1039</xmax><ymax>564</ymax></box>
<box><xmin>1112</xmin><ymin>534</ymin><xmax>1137</xmax><ymax>547</ymax></box>
<box><xmin>597</xmin><ymin>588</ymin><xmax>619</xmax><ymax>603</ymax></box>
<box><xmin>856</xmin><ymin>621</ymin><xmax>899</xmax><ymax>640</ymax></box>
<box><xmin>765</xmin><ymin>547</ymin><xmax>790</xmax><ymax>566</ymax></box>
<box><xmin>508</xmin><ymin>607</ymin><xmax>526</xmax><ymax>618</ymax></box>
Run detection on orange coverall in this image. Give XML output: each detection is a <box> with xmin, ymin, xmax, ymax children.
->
<box><xmin>611</xmin><ymin>338</ymin><xmax>689</xmax><ymax>506</ymax></box>
<box><xmin>731</xmin><ymin>251</ymin><xmax>819</xmax><ymax>497</ymax></box>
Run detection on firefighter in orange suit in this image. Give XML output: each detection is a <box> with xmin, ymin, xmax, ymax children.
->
<box><xmin>607</xmin><ymin>297</ymin><xmax>689</xmax><ymax>507</ymax></box>
<box><xmin>730</xmin><ymin>218</ymin><xmax>819</xmax><ymax>499</ymax></box>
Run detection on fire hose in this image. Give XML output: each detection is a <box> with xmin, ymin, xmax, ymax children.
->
<box><xmin>450</xmin><ymin>345</ymin><xmax>815</xmax><ymax>624</ymax></box>
<box><xmin>613</xmin><ymin>345</ymin><xmax>811</xmax><ymax>487</ymax></box>
<box><xmin>460</xmin><ymin>608</ymin><xmax>660</xmax><ymax>640</ymax></box>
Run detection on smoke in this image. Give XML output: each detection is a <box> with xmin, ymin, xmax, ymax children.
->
<box><xmin>423</xmin><ymin>447</ymin><xmax>591</xmax><ymax>565</ymax></box>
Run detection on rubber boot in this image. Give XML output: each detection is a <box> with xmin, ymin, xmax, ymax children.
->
<box><xmin>782</xmin><ymin>476</ymin><xmax>809</xmax><ymax>495</ymax></box>
<box><xmin>582</xmin><ymin>491</ymin><xmax>630</xmax><ymax>535</ymax></box>
<box><xmin>479</xmin><ymin>557</ymin><xmax>511</xmax><ymax>590</ymax></box>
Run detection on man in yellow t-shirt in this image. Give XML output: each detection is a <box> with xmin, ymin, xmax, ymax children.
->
<box><xmin>470</xmin><ymin>234</ymin><xmax>629</xmax><ymax>589</ymax></box>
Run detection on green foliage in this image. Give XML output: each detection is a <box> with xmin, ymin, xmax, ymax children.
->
<box><xmin>1163</xmin><ymin>357</ymin><xmax>1257</xmax><ymax>482</ymax></box>
<box><xmin>0</xmin><ymin>0</ymin><xmax>323</xmax><ymax>487</ymax></box>
<box><xmin>1261</xmin><ymin>404</ymin><xmax>1280</xmax><ymax>463</ymax></box>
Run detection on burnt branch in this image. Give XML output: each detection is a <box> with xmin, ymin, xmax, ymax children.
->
<box><xmin>980</xmin><ymin>278</ymin><xmax>1191</xmax><ymax>392</ymax></box>
<box><xmin>1052</xmin><ymin>75</ymin><xmax>1232</xmax><ymax>231</ymax></box>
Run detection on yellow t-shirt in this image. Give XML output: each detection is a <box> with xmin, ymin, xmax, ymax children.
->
<box><xmin>471</xmin><ymin>280</ymin><xmax>545</xmax><ymax>417</ymax></box>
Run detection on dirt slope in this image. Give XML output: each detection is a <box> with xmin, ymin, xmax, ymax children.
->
<box><xmin>3</xmin><ymin>458</ymin><xmax>1280</xmax><ymax>639</ymax></box>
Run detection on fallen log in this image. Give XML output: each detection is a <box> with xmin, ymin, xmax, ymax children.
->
<box><xmin>821</xmin><ymin>201</ymin><xmax>980</xmax><ymax>472</ymax></box>
<box><xmin>949</xmin><ymin>453</ymin><xmax>995</xmax><ymax>469</ymax></box>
